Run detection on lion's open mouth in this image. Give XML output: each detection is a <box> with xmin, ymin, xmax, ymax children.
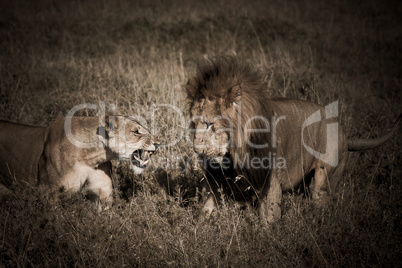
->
<box><xmin>131</xmin><ymin>149</ymin><xmax>153</xmax><ymax>169</ymax></box>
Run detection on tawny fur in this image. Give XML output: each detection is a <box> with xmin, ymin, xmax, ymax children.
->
<box><xmin>186</xmin><ymin>56</ymin><xmax>400</xmax><ymax>224</ymax></box>
<box><xmin>0</xmin><ymin>116</ymin><xmax>158</xmax><ymax>204</ymax></box>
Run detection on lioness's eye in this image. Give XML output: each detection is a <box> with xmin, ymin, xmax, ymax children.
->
<box><xmin>205</xmin><ymin>121</ymin><xmax>213</xmax><ymax>129</ymax></box>
<box><xmin>132</xmin><ymin>130</ymin><xmax>140</xmax><ymax>135</ymax></box>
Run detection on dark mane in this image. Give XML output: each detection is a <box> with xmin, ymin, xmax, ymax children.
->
<box><xmin>185</xmin><ymin>56</ymin><xmax>267</xmax><ymax>107</ymax></box>
<box><xmin>185</xmin><ymin>56</ymin><xmax>275</xmax><ymax>194</ymax></box>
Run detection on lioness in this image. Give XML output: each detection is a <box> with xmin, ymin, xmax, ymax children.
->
<box><xmin>0</xmin><ymin>115</ymin><xmax>159</xmax><ymax>203</ymax></box>
<box><xmin>185</xmin><ymin>56</ymin><xmax>401</xmax><ymax>224</ymax></box>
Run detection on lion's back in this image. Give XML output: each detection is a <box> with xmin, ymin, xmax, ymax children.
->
<box><xmin>0</xmin><ymin>120</ymin><xmax>47</xmax><ymax>186</ymax></box>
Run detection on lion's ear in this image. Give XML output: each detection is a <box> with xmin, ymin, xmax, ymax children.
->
<box><xmin>185</xmin><ymin>78</ymin><xmax>199</xmax><ymax>100</ymax></box>
<box><xmin>228</xmin><ymin>85</ymin><xmax>241</xmax><ymax>106</ymax></box>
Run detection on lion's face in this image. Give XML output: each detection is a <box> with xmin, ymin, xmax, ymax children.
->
<box><xmin>186</xmin><ymin>57</ymin><xmax>267</xmax><ymax>165</ymax></box>
<box><xmin>103</xmin><ymin>116</ymin><xmax>159</xmax><ymax>174</ymax></box>
<box><xmin>189</xmin><ymin>98</ymin><xmax>231</xmax><ymax>161</ymax></box>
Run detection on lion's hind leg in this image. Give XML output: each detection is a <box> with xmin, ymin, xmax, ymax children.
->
<box><xmin>310</xmin><ymin>161</ymin><xmax>337</xmax><ymax>207</ymax></box>
<box><xmin>310</xmin><ymin>163</ymin><xmax>329</xmax><ymax>203</ymax></box>
<box><xmin>310</xmin><ymin>151</ymin><xmax>348</xmax><ymax>206</ymax></box>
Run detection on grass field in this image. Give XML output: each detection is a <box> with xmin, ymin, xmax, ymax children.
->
<box><xmin>0</xmin><ymin>0</ymin><xmax>401</xmax><ymax>266</ymax></box>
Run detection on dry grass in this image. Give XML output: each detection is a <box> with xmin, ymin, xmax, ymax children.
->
<box><xmin>0</xmin><ymin>0</ymin><xmax>401</xmax><ymax>266</ymax></box>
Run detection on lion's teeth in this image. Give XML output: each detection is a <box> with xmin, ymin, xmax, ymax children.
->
<box><xmin>132</xmin><ymin>150</ymin><xmax>152</xmax><ymax>167</ymax></box>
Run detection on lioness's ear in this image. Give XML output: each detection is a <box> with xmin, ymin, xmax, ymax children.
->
<box><xmin>99</xmin><ymin>115</ymin><xmax>116</xmax><ymax>138</ymax></box>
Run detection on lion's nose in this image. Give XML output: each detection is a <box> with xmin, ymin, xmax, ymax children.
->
<box><xmin>154</xmin><ymin>143</ymin><xmax>160</xmax><ymax>150</ymax></box>
<box><xmin>193</xmin><ymin>143</ymin><xmax>205</xmax><ymax>155</ymax></box>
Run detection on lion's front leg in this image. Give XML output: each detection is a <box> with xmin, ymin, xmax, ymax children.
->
<box><xmin>86</xmin><ymin>162</ymin><xmax>113</xmax><ymax>207</ymax></box>
<box><xmin>311</xmin><ymin>166</ymin><xmax>328</xmax><ymax>201</ymax></box>
<box><xmin>259</xmin><ymin>175</ymin><xmax>282</xmax><ymax>225</ymax></box>
<box><xmin>201</xmin><ymin>178</ymin><xmax>220</xmax><ymax>217</ymax></box>
<box><xmin>202</xmin><ymin>193</ymin><xmax>217</xmax><ymax>216</ymax></box>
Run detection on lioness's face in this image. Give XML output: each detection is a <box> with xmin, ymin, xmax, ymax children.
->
<box><xmin>105</xmin><ymin>116</ymin><xmax>159</xmax><ymax>174</ymax></box>
<box><xmin>189</xmin><ymin>99</ymin><xmax>230</xmax><ymax>161</ymax></box>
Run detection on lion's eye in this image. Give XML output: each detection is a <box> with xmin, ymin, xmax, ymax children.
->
<box><xmin>132</xmin><ymin>130</ymin><xmax>140</xmax><ymax>135</ymax></box>
<box><xmin>205</xmin><ymin>121</ymin><xmax>213</xmax><ymax>129</ymax></box>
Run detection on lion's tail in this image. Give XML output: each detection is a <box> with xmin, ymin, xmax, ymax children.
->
<box><xmin>347</xmin><ymin>113</ymin><xmax>401</xmax><ymax>151</ymax></box>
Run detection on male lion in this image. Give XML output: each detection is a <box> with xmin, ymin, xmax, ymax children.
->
<box><xmin>0</xmin><ymin>115</ymin><xmax>159</xmax><ymax>204</ymax></box>
<box><xmin>185</xmin><ymin>56</ymin><xmax>401</xmax><ymax>224</ymax></box>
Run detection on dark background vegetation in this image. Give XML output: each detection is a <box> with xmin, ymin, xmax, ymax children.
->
<box><xmin>0</xmin><ymin>0</ymin><xmax>401</xmax><ymax>266</ymax></box>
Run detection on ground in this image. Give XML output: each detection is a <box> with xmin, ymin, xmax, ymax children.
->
<box><xmin>0</xmin><ymin>0</ymin><xmax>401</xmax><ymax>266</ymax></box>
